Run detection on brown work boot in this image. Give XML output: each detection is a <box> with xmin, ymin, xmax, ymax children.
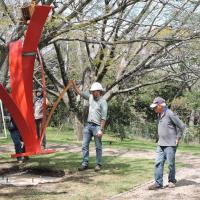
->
<box><xmin>78</xmin><ymin>165</ymin><xmax>88</xmax><ymax>171</ymax></box>
<box><xmin>148</xmin><ymin>183</ymin><xmax>163</xmax><ymax>190</ymax></box>
<box><xmin>94</xmin><ymin>165</ymin><xmax>101</xmax><ymax>172</ymax></box>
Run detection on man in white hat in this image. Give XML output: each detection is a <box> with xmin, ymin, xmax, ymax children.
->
<box><xmin>72</xmin><ymin>82</ymin><xmax>108</xmax><ymax>172</ymax></box>
<box><xmin>148</xmin><ymin>97</ymin><xmax>185</xmax><ymax>190</ymax></box>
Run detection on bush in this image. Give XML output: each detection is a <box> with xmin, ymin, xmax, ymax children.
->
<box><xmin>107</xmin><ymin>98</ymin><xmax>134</xmax><ymax>140</ymax></box>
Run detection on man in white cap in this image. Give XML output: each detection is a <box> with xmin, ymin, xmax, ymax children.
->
<box><xmin>34</xmin><ymin>88</ymin><xmax>50</xmax><ymax>149</ymax></box>
<box><xmin>72</xmin><ymin>82</ymin><xmax>108</xmax><ymax>172</ymax></box>
<box><xmin>148</xmin><ymin>97</ymin><xmax>185</xmax><ymax>190</ymax></box>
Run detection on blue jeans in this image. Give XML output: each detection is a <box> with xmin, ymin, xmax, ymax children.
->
<box><xmin>10</xmin><ymin>129</ymin><xmax>24</xmax><ymax>160</ymax></box>
<box><xmin>154</xmin><ymin>146</ymin><xmax>177</xmax><ymax>187</ymax></box>
<box><xmin>82</xmin><ymin>123</ymin><xmax>102</xmax><ymax>167</ymax></box>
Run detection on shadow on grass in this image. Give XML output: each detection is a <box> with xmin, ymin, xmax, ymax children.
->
<box><xmin>29</xmin><ymin>152</ymin><xmax>154</xmax><ymax>172</ymax></box>
<box><xmin>0</xmin><ymin>165</ymin><xmax>21</xmax><ymax>175</ymax></box>
<box><xmin>0</xmin><ymin>188</ymin><xmax>69</xmax><ymax>198</ymax></box>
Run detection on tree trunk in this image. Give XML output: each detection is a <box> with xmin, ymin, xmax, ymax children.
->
<box><xmin>74</xmin><ymin>115</ymin><xmax>83</xmax><ymax>141</ymax></box>
<box><xmin>0</xmin><ymin>55</ymin><xmax>9</xmax><ymax>86</ymax></box>
<box><xmin>189</xmin><ymin>110</ymin><xmax>195</xmax><ymax>127</ymax></box>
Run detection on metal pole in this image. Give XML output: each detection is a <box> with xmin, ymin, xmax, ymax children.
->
<box><xmin>0</xmin><ymin>100</ymin><xmax>7</xmax><ymax>138</ymax></box>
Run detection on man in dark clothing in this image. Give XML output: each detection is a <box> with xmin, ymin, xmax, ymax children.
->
<box><xmin>8</xmin><ymin>117</ymin><xmax>24</xmax><ymax>163</ymax></box>
<box><xmin>148</xmin><ymin>97</ymin><xmax>185</xmax><ymax>190</ymax></box>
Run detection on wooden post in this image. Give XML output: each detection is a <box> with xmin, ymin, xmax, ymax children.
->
<box><xmin>21</xmin><ymin>0</ymin><xmax>36</xmax><ymax>23</ymax></box>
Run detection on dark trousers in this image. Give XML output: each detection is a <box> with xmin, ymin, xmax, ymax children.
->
<box><xmin>35</xmin><ymin>119</ymin><xmax>46</xmax><ymax>148</ymax></box>
<box><xmin>10</xmin><ymin>130</ymin><xmax>24</xmax><ymax>161</ymax></box>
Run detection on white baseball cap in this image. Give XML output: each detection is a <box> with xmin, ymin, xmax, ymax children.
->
<box><xmin>150</xmin><ymin>97</ymin><xmax>166</xmax><ymax>108</ymax></box>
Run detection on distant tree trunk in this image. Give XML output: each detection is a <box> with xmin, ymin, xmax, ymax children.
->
<box><xmin>189</xmin><ymin>110</ymin><xmax>195</xmax><ymax>127</ymax></box>
<box><xmin>74</xmin><ymin>115</ymin><xmax>83</xmax><ymax>141</ymax></box>
<box><xmin>0</xmin><ymin>55</ymin><xmax>9</xmax><ymax>86</ymax></box>
<box><xmin>73</xmin><ymin>65</ymin><xmax>94</xmax><ymax>140</ymax></box>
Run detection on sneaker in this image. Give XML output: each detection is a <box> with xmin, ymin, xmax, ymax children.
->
<box><xmin>17</xmin><ymin>157</ymin><xmax>24</xmax><ymax>164</ymax></box>
<box><xmin>94</xmin><ymin>165</ymin><xmax>101</xmax><ymax>172</ymax></box>
<box><xmin>167</xmin><ymin>182</ymin><xmax>176</xmax><ymax>188</ymax></box>
<box><xmin>148</xmin><ymin>183</ymin><xmax>163</xmax><ymax>190</ymax></box>
<box><xmin>78</xmin><ymin>165</ymin><xmax>88</xmax><ymax>171</ymax></box>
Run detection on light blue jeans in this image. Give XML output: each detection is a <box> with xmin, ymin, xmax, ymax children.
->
<box><xmin>82</xmin><ymin>123</ymin><xmax>102</xmax><ymax>167</ymax></box>
<box><xmin>154</xmin><ymin>146</ymin><xmax>177</xmax><ymax>187</ymax></box>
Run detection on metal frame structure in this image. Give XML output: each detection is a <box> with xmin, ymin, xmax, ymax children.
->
<box><xmin>0</xmin><ymin>100</ymin><xmax>7</xmax><ymax>139</ymax></box>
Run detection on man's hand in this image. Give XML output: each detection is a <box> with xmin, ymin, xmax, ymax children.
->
<box><xmin>176</xmin><ymin>138</ymin><xmax>180</xmax><ymax>146</ymax></box>
<box><xmin>96</xmin><ymin>130</ymin><xmax>103</xmax><ymax>138</ymax></box>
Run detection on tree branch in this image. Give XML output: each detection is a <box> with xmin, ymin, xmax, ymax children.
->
<box><xmin>0</xmin><ymin>0</ymin><xmax>17</xmax><ymax>24</ymax></box>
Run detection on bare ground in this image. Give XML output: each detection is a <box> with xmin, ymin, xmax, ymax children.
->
<box><xmin>0</xmin><ymin>144</ymin><xmax>200</xmax><ymax>200</ymax></box>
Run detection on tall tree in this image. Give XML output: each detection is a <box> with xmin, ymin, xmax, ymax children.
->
<box><xmin>1</xmin><ymin>0</ymin><xmax>200</xmax><ymax>138</ymax></box>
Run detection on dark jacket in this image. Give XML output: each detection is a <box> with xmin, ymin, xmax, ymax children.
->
<box><xmin>8</xmin><ymin>118</ymin><xmax>18</xmax><ymax>132</ymax></box>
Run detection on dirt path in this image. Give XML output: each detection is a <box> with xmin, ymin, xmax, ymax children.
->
<box><xmin>107</xmin><ymin>152</ymin><xmax>200</xmax><ymax>200</ymax></box>
<box><xmin>0</xmin><ymin>144</ymin><xmax>200</xmax><ymax>200</ymax></box>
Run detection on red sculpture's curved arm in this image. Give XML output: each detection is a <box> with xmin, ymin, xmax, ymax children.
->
<box><xmin>9</xmin><ymin>39</ymin><xmax>40</xmax><ymax>153</ymax></box>
<box><xmin>22</xmin><ymin>5</ymin><xmax>52</xmax><ymax>143</ymax></box>
<box><xmin>2</xmin><ymin>5</ymin><xmax>54</xmax><ymax>157</ymax></box>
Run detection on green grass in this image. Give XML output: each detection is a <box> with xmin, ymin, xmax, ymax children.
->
<box><xmin>103</xmin><ymin>133</ymin><xmax>200</xmax><ymax>155</ymax></box>
<box><xmin>0</xmin><ymin>151</ymin><xmax>184</xmax><ymax>200</ymax></box>
<box><xmin>103</xmin><ymin>136</ymin><xmax>156</xmax><ymax>151</ymax></box>
<box><xmin>0</xmin><ymin>127</ymin><xmax>200</xmax><ymax>200</ymax></box>
<box><xmin>178</xmin><ymin>143</ymin><xmax>200</xmax><ymax>155</ymax></box>
<box><xmin>46</xmin><ymin>126</ymin><xmax>78</xmax><ymax>144</ymax></box>
<box><xmin>0</xmin><ymin>135</ymin><xmax>11</xmax><ymax>144</ymax></box>
<box><xmin>2</xmin><ymin>126</ymin><xmax>200</xmax><ymax>154</ymax></box>
<box><xmin>2</xmin><ymin>152</ymin><xmax>155</xmax><ymax>200</ymax></box>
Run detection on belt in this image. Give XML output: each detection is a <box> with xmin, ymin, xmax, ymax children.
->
<box><xmin>88</xmin><ymin>122</ymin><xmax>99</xmax><ymax>126</ymax></box>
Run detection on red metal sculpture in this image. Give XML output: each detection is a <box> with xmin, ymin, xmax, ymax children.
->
<box><xmin>0</xmin><ymin>4</ymin><xmax>54</xmax><ymax>157</ymax></box>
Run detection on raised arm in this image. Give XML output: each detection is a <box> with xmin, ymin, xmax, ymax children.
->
<box><xmin>71</xmin><ymin>80</ymin><xmax>90</xmax><ymax>100</ymax></box>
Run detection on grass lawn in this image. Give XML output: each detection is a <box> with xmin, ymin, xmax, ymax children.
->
<box><xmin>2</xmin><ymin>126</ymin><xmax>200</xmax><ymax>154</ymax></box>
<box><xmin>16</xmin><ymin>154</ymin><xmax>155</xmax><ymax>200</ymax></box>
<box><xmin>0</xmin><ymin>126</ymin><xmax>199</xmax><ymax>200</ymax></box>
